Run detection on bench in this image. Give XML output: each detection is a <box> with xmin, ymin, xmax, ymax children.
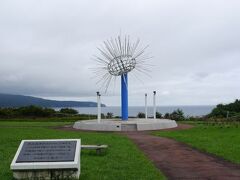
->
<box><xmin>81</xmin><ymin>145</ymin><xmax>108</xmax><ymax>154</ymax></box>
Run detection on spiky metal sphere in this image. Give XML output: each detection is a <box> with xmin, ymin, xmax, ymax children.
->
<box><xmin>93</xmin><ymin>34</ymin><xmax>150</xmax><ymax>91</ymax></box>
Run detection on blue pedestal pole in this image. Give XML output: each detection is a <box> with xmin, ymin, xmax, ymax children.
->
<box><xmin>121</xmin><ymin>73</ymin><xmax>128</xmax><ymax>120</ymax></box>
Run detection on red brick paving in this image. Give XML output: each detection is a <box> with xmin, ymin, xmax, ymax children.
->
<box><xmin>124</xmin><ymin>130</ymin><xmax>240</xmax><ymax>180</ymax></box>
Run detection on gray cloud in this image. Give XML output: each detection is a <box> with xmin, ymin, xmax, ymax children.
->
<box><xmin>0</xmin><ymin>0</ymin><xmax>240</xmax><ymax>105</ymax></box>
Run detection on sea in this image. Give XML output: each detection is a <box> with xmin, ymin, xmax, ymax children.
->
<box><xmin>56</xmin><ymin>105</ymin><xmax>215</xmax><ymax>117</ymax></box>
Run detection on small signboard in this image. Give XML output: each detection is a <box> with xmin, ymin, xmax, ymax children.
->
<box><xmin>10</xmin><ymin>139</ymin><xmax>81</xmax><ymax>179</ymax></box>
<box><xmin>16</xmin><ymin>141</ymin><xmax>76</xmax><ymax>163</ymax></box>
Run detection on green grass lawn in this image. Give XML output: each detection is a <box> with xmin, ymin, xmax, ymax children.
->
<box><xmin>154</xmin><ymin>122</ymin><xmax>240</xmax><ymax>164</ymax></box>
<box><xmin>0</xmin><ymin>121</ymin><xmax>165</xmax><ymax>180</ymax></box>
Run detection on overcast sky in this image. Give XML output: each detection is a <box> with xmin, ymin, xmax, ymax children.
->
<box><xmin>0</xmin><ymin>0</ymin><xmax>240</xmax><ymax>106</ymax></box>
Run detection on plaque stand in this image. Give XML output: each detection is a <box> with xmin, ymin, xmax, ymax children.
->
<box><xmin>10</xmin><ymin>139</ymin><xmax>81</xmax><ymax>180</ymax></box>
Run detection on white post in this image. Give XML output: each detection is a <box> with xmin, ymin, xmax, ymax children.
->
<box><xmin>97</xmin><ymin>92</ymin><xmax>101</xmax><ymax>123</ymax></box>
<box><xmin>153</xmin><ymin>91</ymin><xmax>156</xmax><ymax>119</ymax></box>
<box><xmin>145</xmin><ymin>93</ymin><xmax>148</xmax><ymax>120</ymax></box>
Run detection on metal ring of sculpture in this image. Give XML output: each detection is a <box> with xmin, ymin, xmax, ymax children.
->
<box><xmin>107</xmin><ymin>56</ymin><xmax>136</xmax><ymax>76</ymax></box>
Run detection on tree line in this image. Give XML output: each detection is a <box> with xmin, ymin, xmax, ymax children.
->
<box><xmin>1</xmin><ymin>99</ymin><xmax>239</xmax><ymax>121</ymax></box>
<box><xmin>208</xmin><ymin>99</ymin><xmax>240</xmax><ymax>118</ymax></box>
<box><xmin>0</xmin><ymin>105</ymin><xmax>80</xmax><ymax>118</ymax></box>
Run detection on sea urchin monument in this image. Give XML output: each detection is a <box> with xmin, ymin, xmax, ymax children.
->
<box><xmin>94</xmin><ymin>35</ymin><xmax>150</xmax><ymax>120</ymax></box>
<box><xmin>74</xmin><ymin>35</ymin><xmax>178</xmax><ymax>130</ymax></box>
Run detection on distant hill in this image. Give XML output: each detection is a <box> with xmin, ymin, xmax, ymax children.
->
<box><xmin>0</xmin><ymin>94</ymin><xmax>106</xmax><ymax>108</ymax></box>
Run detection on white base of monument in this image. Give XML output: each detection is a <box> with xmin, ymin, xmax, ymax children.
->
<box><xmin>73</xmin><ymin>119</ymin><xmax>177</xmax><ymax>131</ymax></box>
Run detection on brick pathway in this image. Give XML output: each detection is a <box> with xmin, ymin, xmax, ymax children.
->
<box><xmin>125</xmin><ymin>131</ymin><xmax>240</xmax><ymax>180</ymax></box>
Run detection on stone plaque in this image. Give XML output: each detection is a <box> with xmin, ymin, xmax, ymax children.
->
<box><xmin>16</xmin><ymin>141</ymin><xmax>76</xmax><ymax>163</ymax></box>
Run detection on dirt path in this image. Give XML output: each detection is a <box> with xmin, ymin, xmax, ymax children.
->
<box><xmin>125</xmin><ymin>131</ymin><xmax>240</xmax><ymax>180</ymax></box>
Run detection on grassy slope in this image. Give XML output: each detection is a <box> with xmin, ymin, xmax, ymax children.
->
<box><xmin>154</xmin><ymin>122</ymin><xmax>240</xmax><ymax>164</ymax></box>
<box><xmin>0</xmin><ymin>121</ymin><xmax>165</xmax><ymax>180</ymax></box>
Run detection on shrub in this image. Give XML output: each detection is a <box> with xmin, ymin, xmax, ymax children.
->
<box><xmin>164</xmin><ymin>113</ymin><xmax>170</xmax><ymax>119</ymax></box>
<box><xmin>156</xmin><ymin>111</ymin><xmax>162</xmax><ymax>118</ymax></box>
<box><xmin>137</xmin><ymin>112</ymin><xmax>145</xmax><ymax>118</ymax></box>
<box><xmin>0</xmin><ymin>108</ymin><xmax>15</xmax><ymax>118</ymax></box>
<box><xmin>169</xmin><ymin>109</ymin><xmax>185</xmax><ymax>121</ymax></box>
<box><xmin>59</xmin><ymin>108</ymin><xmax>78</xmax><ymax>115</ymax></box>
<box><xmin>106</xmin><ymin>112</ymin><xmax>113</xmax><ymax>119</ymax></box>
<box><xmin>164</xmin><ymin>109</ymin><xmax>185</xmax><ymax>121</ymax></box>
<box><xmin>18</xmin><ymin>106</ymin><xmax>56</xmax><ymax>117</ymax></box>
